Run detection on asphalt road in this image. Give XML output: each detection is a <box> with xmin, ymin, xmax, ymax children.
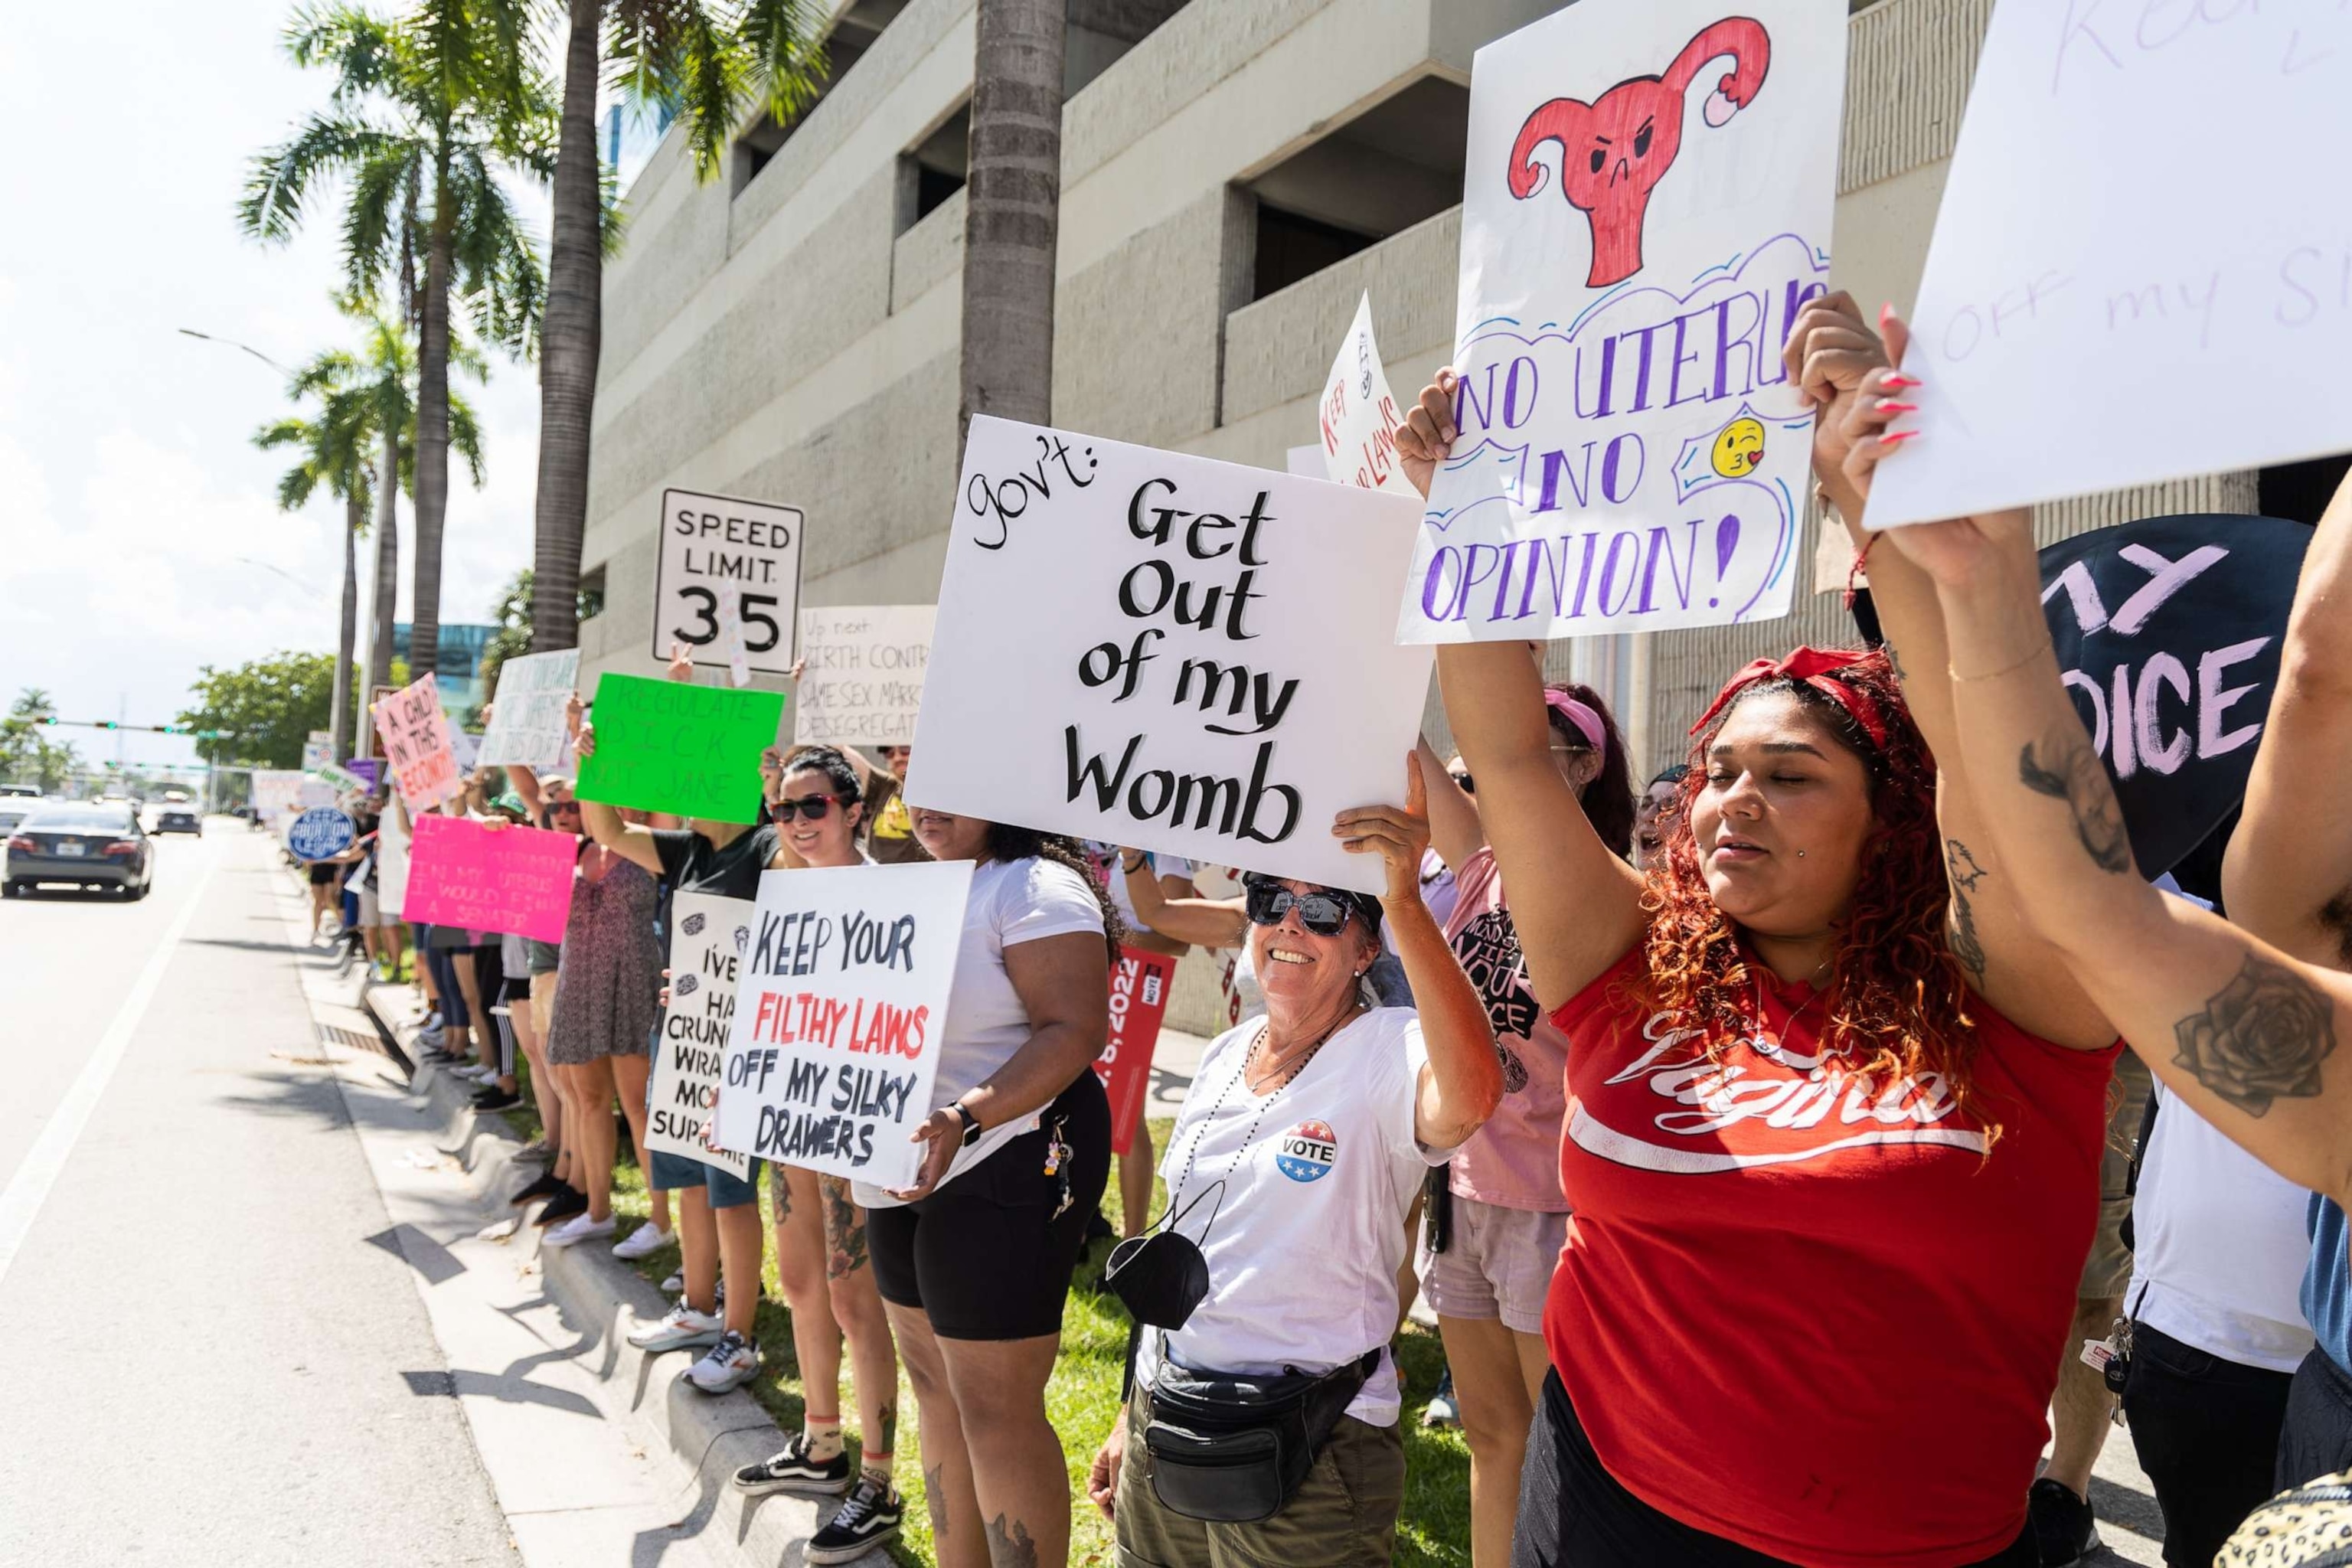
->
<box><xmin>0</xmin><ymin>824</ymin><xmax>518</xmax><ymax>1567</ymax></box>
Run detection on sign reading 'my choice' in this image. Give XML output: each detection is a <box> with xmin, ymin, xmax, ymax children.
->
<box><xmin>576</xmin><ymin>672</ymin><xmax>783</xmax><ymax>824</ymax></box>
<box><xmin>908</xmin><ymin>417</ymin><xmax>1433</xmax><ymax>895</ymax></box>
<box><xmin>372</xmin><ymin>673</ymin><xmax>461</xmax><ymax>808</ymax></box>
<box><xmin>714</xmin><ymin>859</ymin><xmax>974</xmax><ymax>1190</ymax></box>
<box><xmin>648</xmin><ymin>892</ymin><xmax>755</xmax><ymax>1182</ymax></box>
<box><xmin>1405</xmin><ymin>0</ymin><xmax>1844</xmax><ymax>642</ymax></box>
<box><xmin>795</xmin><ymin>606</ymin><xmax>935</xmax><ymax>746</ymax></box>
<box><xmin>479</xmin><ymin>648</ymin><xmax>579</xmax><ymax>770</ymax></box>
<box><xmin>654</xmin><ymin>488</ymin><xmax>805</xmax><ymax>678</ymax></box>
<box><xmin>1863</xmin><ymin>6</ymin><xmax>2352</xmax><ymax>530</ymax></box>
<box><xmin>403</xmin><ymin>814</ymin><xmax>578</xmax><ymax>942</ymax></box>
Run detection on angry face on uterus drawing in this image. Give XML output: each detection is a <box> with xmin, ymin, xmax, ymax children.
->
<box><xmin>1401</xmin><ymin>0</ymin><xmax>1846</xmax><ymax>645</ymax></box>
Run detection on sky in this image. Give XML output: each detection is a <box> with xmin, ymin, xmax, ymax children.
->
<box><xmin>0</xmin><ymin>2</ymin><xmax>658</xmax><ymax>778</ymax></box>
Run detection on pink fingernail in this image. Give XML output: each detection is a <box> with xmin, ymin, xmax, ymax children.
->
<box><xmin>1882</xmin><ymin>374</ymin><xmax>1920</xmax><ymax>390</ymax></box>
<box><xmin>1876</xmin><ymin>400</ymin><xmax>1918</xmax><ymax>415</ymax></box>
<box><xmin>1878</xmin><ymin>430</ymin><xmax>1920</xmax><ymax>446</ymax></box>
<box><xmin>1880</xmin><ymin>302</ymin><xmax>1898</xmax><ymax>328</ymax></box>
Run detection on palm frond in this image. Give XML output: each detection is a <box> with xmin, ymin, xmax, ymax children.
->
<box><xmin>237</xmin><ymin>112</ymin><xmax>397</xmax><ymax>243</ymax></box>
<box><xmin>737</xmin><ymin>0</ymin><xmax>830</xmax><ymax>125</ymax></box>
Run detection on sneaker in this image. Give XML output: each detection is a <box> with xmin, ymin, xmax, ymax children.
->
<box><xmin>544</xmin><ymin>1213</ymin><xmax>617</xmax><ymax>1248</ymax></box>
<box><xmin>660</xmin><ymin>1269</ymin><xmax>684</xmax><ymax>1295</ymax></box>
<box><xmin>612</xmin><ymin>1224</ymin><xmax>675</xmax><ymax>1262</ymax></box>
<box><xmin>470</xmin><ymin>1086</ymin><xmax>522</xmax><ymax>1112</ymax></box>
<box><xmin>534</xmin><ymin>1187</ymin><xmax>589</xmax><ymax>1227</ymax></box>
<box><xmin>685</xmin><ymin>1329</ymin><xmax>762</xmax><ymax>1393</ymax></box>
<box><xmin>806</xmin><ymin>1475</ymin><xmax>905</xmax><ymax>1564</ymax></box>
<box><xmin>453</xmin><ymin>1063</ymin><xmax>496</xmax><ymax>1082</ymax></box>
<box><xmin>733</xmin><ymin>1432</ymin><xmax>851</xmax><ymax>1498</ymax></box>
<box><xmin>420</xmin><ymin>1009</ymin><xmax>444</xmax><ymax>1033</ymax></box>
<box><xmin>2027</xmin><ymin>1478</ymin><xmax>2099</xmax><ymax>1567</ymax></box>
<box><xmin>629</xmin><ymin>1301</ymin><xmax>725</xmax><ymax>1354</ymax></box>
<box><xmin>1422</xmin><ymin>1367</ymin><xmax>1460</xmax><ymax>1429</ymax></box>
<box><xmin>511</xmin><ymin>1171</ymin><xmax>566</xmax><ymax>1207</ymax></box>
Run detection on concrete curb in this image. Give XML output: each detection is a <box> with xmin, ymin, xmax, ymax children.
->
<box><xmin>356</xmin><ymin>978</ymin><xmax>887</xmax><ymax>1568</ymax></box>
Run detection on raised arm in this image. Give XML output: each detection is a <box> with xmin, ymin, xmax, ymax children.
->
<box><xmin>578</xmin><ymin>792</ymin><xmax>665</xmax><ymax>874</ymax></box>
<box><xmin>1416</xmin><ymin>737</ymin><xmax>1484</xmax><ymax>871</ymax></box>
<box><xmin>2224</xmin><ymin>469</ymin><xmax>2352</xmax><ymax>965</ymax></box>
<box><xmin>1120</xmin><ymin>856</ymin><xmax>1246</xmax><ymax>948</ymax></box>
<box><xmin>1900</xmin><ymin>508</ymin><xmax>2352</xmax><ymax>1200</ymax></box>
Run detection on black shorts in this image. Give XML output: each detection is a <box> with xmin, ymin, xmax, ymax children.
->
<box><xmin>308</xmin><ymin>862</ymin><xmax>339</xmax><ymax>886</ymax></box>
<box><xmin>868</xmin><ymin>1070</ymin><xmax>1110</xmax><ymax>1341</ymax></box>
<box><xmin>501</xmin><ymin>974</ymin><xmax>532</xmax><ymax>1006</ymax></box>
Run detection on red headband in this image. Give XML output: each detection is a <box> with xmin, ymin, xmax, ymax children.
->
<box><xmin>1688</xmin><ymin>647</ymin><xmax>1892</xmax><ymax>750</ymax></box>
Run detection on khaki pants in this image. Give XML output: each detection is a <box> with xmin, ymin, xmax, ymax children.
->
<box><xmin>1114</xmin><ymin>1395</ymin><xmax>1406</xmax><ymax>1567</ymax></box>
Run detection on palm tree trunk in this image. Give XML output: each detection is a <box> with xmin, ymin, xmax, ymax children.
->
<box><xmin>363</xmin><ymin>430</ymin><xmax>400</xmax><ymax>756</ymax></box>
<box><xmin>410</xmin><ymin>158</ymin><xmax>454</xmax><ymax>682</ymax></box>
<box><xmin>957</xmin><ymin>0</ymin><xmax>1067</xmax><ymax>441</ymax></box>
<box><xmin>332</xmin><ymin>484</ymin><xmax>361</xmax><ymax>760</ymax></box>
<box><xmin>531</xmin><ymin>0</ymin><xmax>605</xmax><ymax>655</ymax></box>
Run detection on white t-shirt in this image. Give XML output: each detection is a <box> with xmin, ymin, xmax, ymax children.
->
<box><xmin>1137</xmin><ymin>1007</ymin><xmax>1450</xmax><ymax>1426</ymax></box>
<box><xmin>1086</xmin><ymin>846</ymin><xmax>1194</xmax><ymax>940</ymax></box>
<box><xmin>377</xmin><ymin>802</ymin><xmax>410</xmax><ymax>916</ymax></box>
<box><xmin>856</xmin><ymin>854</ymin><xmax>1105</xmax><ymax>1208</ymax></box>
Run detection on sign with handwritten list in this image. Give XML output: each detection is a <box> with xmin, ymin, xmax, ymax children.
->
<box><xmin>648</xmin><ymin>892</ymin><xmax>756</xmax><ymax>1182</ymax></box>
<box><xmin>794</xmin><ymin>606</ymin><xmax>935</xmax><ymax>746</ymax></box>
<box><xmin>713</xmin><ymin>860</ymin><xmax>975</xmax><ymax>1189</ymax></box>
<box><xmin>575</xmin><ymin>672</ymin><xmax>784</xmax><ymax>825</ymax></box>
<box><xmin>478</xmin><ymin>648</ymin><xmax>580</xmax><ymax>770</ymax></box>
<box><xmin>1404</xmin><ymin>0</ymin><xmax>1843</xmax><ymax>641</ymax></box>
<box><xmin>907</xmin><ymin>417</ymin><xmax>1433</xmax><ymax>895</ymax></box>
<box><xmin>1865</xmin><ymin>5</ymin><xmax>2352</xmax><ymax>528</ymax></box>
<box><xmin>403</xmin><ymin>815</ymin><xmax>578</xmax><ymax>942</ymax></box>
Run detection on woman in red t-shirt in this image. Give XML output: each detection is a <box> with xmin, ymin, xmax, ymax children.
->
<box><xmin>1393</xmin><ymin>309</ymin><xmax>2123</xmax><ymax>1568</ymax></box>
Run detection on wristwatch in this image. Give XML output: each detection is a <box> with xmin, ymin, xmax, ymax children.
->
<box><xmin>953</xmin><ymin>1102</ymin><xmax>983</xmax><ymax>1147</ymax></box>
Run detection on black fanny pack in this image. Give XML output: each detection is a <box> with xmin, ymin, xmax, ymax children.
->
<box><xmin>1141</xmin><ymin>1342</ymin><xmax>1378</xmax><ymax>1524</ymax></box>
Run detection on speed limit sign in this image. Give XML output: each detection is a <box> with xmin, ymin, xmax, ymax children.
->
<box><xmin>652</xmin><ymin>488</ymin><xmax>806</xmax><ymax>675</ymax></box>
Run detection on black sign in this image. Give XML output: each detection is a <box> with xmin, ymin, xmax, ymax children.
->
<box><xmin>2039</xmin><ymin>513</ymin><xmax>2308</xmax><ymax>877</ymax></box>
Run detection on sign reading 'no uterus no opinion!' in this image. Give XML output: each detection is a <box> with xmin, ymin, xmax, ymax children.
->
<box><xmin>654</xmin><ymin>488</ymin><xmax>805</xmax><ymax>677</ymax></box>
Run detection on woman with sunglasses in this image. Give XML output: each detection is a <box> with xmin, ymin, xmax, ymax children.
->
<box><xmin>1634</xmin><ymin>765</ymin><xmax>1689</xmax><ymax>871</ymax></box>
<box><xmin>1393</xmin><ymin>340</ymin><xmax>2122</xmax><ymax>1567</ymax></box>
<box><xmin>1088</xmin><ymin>763</ymin><xmax>1501</xmax><ymax>1566</ymax></box>
<box><xmin>851</xmin><ymin>805</ymin><xmax>1117</xmax><ymax>1568</ymax></box>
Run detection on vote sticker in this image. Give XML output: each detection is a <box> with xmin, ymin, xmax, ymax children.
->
<box><xmin>1274</xmin><ymin>1120</ymin><xmax>1338</xmax><ymax>1183</ymax></box>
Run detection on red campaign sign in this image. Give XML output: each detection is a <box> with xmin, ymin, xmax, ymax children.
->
<box><xmin>1093</xmin><ymin>946</ymin><xmax>1174</xmax><ymax>1155</ymax></box>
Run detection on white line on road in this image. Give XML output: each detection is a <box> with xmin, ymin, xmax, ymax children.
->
<box><xmin>0</xmin><ymin>860</ymin><xmax>219</xmax><ymax>1286</ymax></box>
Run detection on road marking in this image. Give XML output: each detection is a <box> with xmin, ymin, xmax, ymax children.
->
<box><xmin>0</xmin><ymin>858</ymin><xmax>218</xmax><ymax>1287</ymax></box>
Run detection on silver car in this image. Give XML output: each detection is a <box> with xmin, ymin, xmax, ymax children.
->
<box><xmin>5</xmin><ymin>804</ymin><xmax>155</xmax><ymax>898</ymax></box>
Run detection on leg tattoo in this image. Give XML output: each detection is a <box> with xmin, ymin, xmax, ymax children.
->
<box><xmin>923</xmin><ymin>1463</ymin><xmax>948</xmax><ymax>1540</ymax></box>
<box><xmin>985</xmin><ymin>1514</ymin><xmax>1040</xmax><ymax>1568</ymax></box>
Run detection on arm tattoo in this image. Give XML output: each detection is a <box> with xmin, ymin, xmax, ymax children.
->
<box><xmin>1944</xmin><ymin>838</ymin><xmax>1990</xmax><ymax>986</ymax></box>
<box><xmin>985</xmin><ymin>1514</ymin><xmax>1040</xmax><ymax>1568</ymax></box>
<box><xmin>923</xmin><ymin>1463</ymin><xmax>948</xmax><ymax>1539</ymax></box>
<box><xmin>2173</xmin><ymin>954</ymin><xmax>2337</xmax><ymax>1116</ymax></box>
<box><xmin>1884</xmin><ymin>641</ymin><xmax>1908</xmax><ymax>684</ymax></box>
<box><xmin>2017</xmin><ymin>731</ymin><xmax>2133</xmax><ymax>874</ymax></box>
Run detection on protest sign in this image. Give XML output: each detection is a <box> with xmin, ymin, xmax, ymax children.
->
<box><xmin>478</xmin><ymin>648</ymin><xmax>580</xmax><ymax>769</ymax></box>
<box><xmin>340</xmin><ymin>757</ymin><xmax>382</xmax><ymax>792</ymax></box>
<box><xmin>1093</xmin><ymin>946</ymin><xmax>1175</xmax><ymax>1155</ymax></box>
<box><xmin>296</xmin><ymin>776</ymin><xmax>337</xmax><ymax>809</ymax></box>
<box><xmin>908</xmin><ymin>416</ymin><xmax>1432</xmax><ymax>895</ymax></box>
<box><xmin>1318</xmin><ymin>293</ymin><xmax>1418</xmax><ymax>498</ymax></box>
<box><xmin>402</xmin><ymin>814</ymin><xmax>578</xmax><ymax>941</ymax></box>
<box><xmin>1285</xmin><ymin>446</ymin><xmax>1321</xmax><ymax>478</ymax></box>
<box><xmin>648</xmin><ymin>892</ymin><xmax>756</xmax><ymax>1181</ymax></box>
<box><xmin>575</xmin><ymin>672</ymin><xmax>783</xmax><ymax>824</ymax></box>
<box><xmin>1403</xmin><ymin>0</ymin><xmax>1842</xmax><ymax>642</ymax></box>
<box><xmin>317</xmin><ymin>760</ymin><xmax>369</xmax><ymax>797</ymax></box>
<box><xmin>447</xmin><ymin>726</ymin><xmax>480</xmax><ymax>774</ymax></box>
<box><xmin>714</xmin><ymin>859</ymin><xmax>975</xmax><ymax>1189</ymax></box>
<box><xmin>2040</xmin><ymin>513</ymin><xmax>2308</xmax><ymax>877</ymax></box>
<box><xmin>252</xmin><ymin>770</ymin><xmax>305</xmax><ymax>826</ymax></box>
<box><xmin>372</xmin><ymin>674</ymin><xmax>460</xmax><ymax>808</ymax></box>
<box><xmin>302</xmin><ymin>730</ymin><xmax>332</xmax><ymax>772</ymax></box>
<box><xmin>653</xmin><ymin>487</ymin><xmax>805</xmax><ymax>677</ymax></box>
<box><xmin>287</xmin><ymin>806</ymin><xmax>356</xmax><ymax>861</ymax></box>
<box><xmin>794</xmin><ymin>606</ymin><xmax>935</xmax><ymax>746</ymax></box>
<box><xmin>1864</xmin><ymin>8</ymin><xmax>2352</xmax><ymax>531</ymax></box>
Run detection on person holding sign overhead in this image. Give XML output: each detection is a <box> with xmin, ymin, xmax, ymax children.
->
<box><xmin>1393</xmin><ymin>352</ymin><xmax>2125</xmax><ymax>1566</ymax></box>
<box><xmin>852</xmin><ymin>805</ymin><xmax>1118</xmax><ymax>1568</ymax></box>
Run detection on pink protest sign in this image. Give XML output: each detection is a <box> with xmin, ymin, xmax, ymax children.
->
<box><xmin>372</xmin><ymin>673</ymin><xmax>461</xmax><ymax>808</ymax></box>
<box><xmin>403</xmin><ymin>815</ymin><xmax>577</xmax><ymax>942</ymax></box>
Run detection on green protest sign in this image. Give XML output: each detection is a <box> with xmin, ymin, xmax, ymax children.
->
<box><xmin>576</xmin><ymin>672</ymin><xmax>784</xmax><ymax>823</ymax></box>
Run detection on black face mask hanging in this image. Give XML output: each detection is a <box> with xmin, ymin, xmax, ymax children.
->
<box><xmin>1105</xmin><ymin>1181</ymin><xmax>1223</xmax><ymax>1397</ymax></box>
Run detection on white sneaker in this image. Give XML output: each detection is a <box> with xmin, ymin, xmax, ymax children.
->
<box><xmin>454</xmin><ymin>1063</ymin><xmax>496</xmax><ymax>1082</ymax></box>
<box><xmin>685</xmin><ymin>1330</ymin><xmax>762</xmax><ymax>1393</ymax></box>
<box><xmin>660</xmin><ymin>1269</ymin><xmax>684</xmax><ymax>1295</ymax></box>
<box><xmin>544</xmin><ymin>1213</ymin><xmax>617</xmax><ymax>1249</ymax></box>
<box><xmin>612</xmin><ymin>1224</ymin><xmax>674</xmax><ymax>1261</ymax></box>
<box><xmin>629</xmin><ymin>1301</ymin><xmax>724</xmax><ymax>1353</ymax></box>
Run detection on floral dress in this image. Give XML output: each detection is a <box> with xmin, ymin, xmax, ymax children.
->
<box><xmin>544</xmin><ymin>848</ymin><xmax>662</xmax><ymax>1065</ymax></box>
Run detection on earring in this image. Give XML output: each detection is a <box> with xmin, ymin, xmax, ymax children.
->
<box><xmin>1796</xmin><ymin>850</ymin><xmax>1807</xmax><ymax>858</ymax></box>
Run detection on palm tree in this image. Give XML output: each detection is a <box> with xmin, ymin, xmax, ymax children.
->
<box><xmin>255</xmin><ymin>353</ymin><xmax>374</xmax><ymax>760</ymax></box>
<box><xmin>240</xmin><ymin>0</ymin><xmax>550</xmax><ymax>686</ymax></box>
<box><xmin>527</xmin><ymin>0</ymin><xmax>826</xmax><ymax>654</ymax></box>
<box><xmin>958</xmin><ymin>0</ymin><xmax>1066</xmax><ymax>439</ymax></box>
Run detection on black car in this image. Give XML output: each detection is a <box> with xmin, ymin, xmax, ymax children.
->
<box><xmin>154</xmin><ymin>808</ymin><xmax>202</xmax><ymax>836</ymax></box>
<box><xmin>5</xmin><ymin>804</ymin><xmax>155</xmax><ymax>898</ymax></box>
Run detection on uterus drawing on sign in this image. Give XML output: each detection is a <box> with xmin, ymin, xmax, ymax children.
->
<box><xmin>1508</xmin><ymin>16</ymin><xmax>1772</xmax><ymax>289</ymax></box>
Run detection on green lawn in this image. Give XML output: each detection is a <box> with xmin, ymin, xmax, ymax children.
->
<box><xmin>499</xmin><ymin>1086</ymin><xmax>1472</xmax><ymax>1567</ymax></box>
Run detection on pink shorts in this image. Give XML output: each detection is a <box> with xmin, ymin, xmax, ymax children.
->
<box><xmin>1417</xmin><ymin>1193</ymin><xmax>1568</xmax><ymax>1336</ymax></box>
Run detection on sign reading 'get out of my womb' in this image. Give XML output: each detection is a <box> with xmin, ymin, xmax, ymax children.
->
<box><xmin>908</xmin><ymin>418</ymin><xmax>1433</xmax><ymax>895</ymax></box>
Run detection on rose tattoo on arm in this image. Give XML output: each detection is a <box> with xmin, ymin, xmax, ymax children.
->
<box><xmin>2174</xmin><ymin>955</ymin><xmax>2337</xmax><ymax>1117</ymax></box>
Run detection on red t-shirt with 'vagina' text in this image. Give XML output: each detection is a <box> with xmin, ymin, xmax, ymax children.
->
<box><xmin>1544</xmin><ymin>953</ymin><xmax>2119</xmax><ymax>1568</ymax></box>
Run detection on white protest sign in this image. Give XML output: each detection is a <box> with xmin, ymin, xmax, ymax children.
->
<box><xmin>794</xmin><ymin>606</ymin><xmax>936</xmax><ymax>747</ymax></box>
<box><xmin>446</xmin><ymin>724</ymin><xmax>481</xmax><ymax>774</ymax></box>
<box><xmin>317</xmin><ymin>760</ymin><xmax>370</xmax><ymax>797</ymax></box>
<box><xmin>1403</xmin><ymin>0</ymin><xmax>1842</xmax><ymax>642</ymax></box>
<box><xmin>714</xmin><ymin>860</ymin><xmax>975</xmax><ymax>1189</ymax></box>
<box><xmin>1863</xmin><ymin>5</ymin><xmax>2352</xmax><ymax>529</ymax></box>
<box><xmin>648</xmin><ymin>892</ymin><xmax>756</xmax><ymax>1182</ymax></box>
<box><xmin>297</xmin><ymin>776</ymin><xmax>337</xmax><ymax>808</ymax></box>
<box><xmin>908</xmin><ymin>417</ymin><xmax>1433</xmax><ymax>895</ymax></box>
<box><xmin>653</xmin><ymin>487</ymin><xmax>805</xmax><ymax>676</ymax></box>
<box><xmin>252</xmin><ymin>769</ymin><xmax>305</xmax><ymax>826</ymax></box>
<box><xmin>478</xmin><ymin>648</ymin><xmax>580</xmax><ymax>769</ymax></box>
<box><xmin>1318</xmin><ymin>293</ymin><xmax>1418</xmax><ymax>498</ymax></box>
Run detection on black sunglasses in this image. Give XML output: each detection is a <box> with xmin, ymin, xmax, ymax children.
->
<box><xmin>773</xmin><ymin>792</ymin><xmax>849</xmax><ymax>822</ymax></box>
<box><xmin>1243</xmin><ymin>880</ymin><xmax>1356</xmax><ymax>937</ymax></box>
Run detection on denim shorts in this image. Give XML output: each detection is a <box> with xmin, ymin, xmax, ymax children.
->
<box><xmin>648</xmin><ymin>1148</ymin><xmax>762</xmax><ymax>1210</ymax></box>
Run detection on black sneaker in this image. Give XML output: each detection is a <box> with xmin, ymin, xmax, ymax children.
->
<box><xmin>732</xmin><ymin>1433</ymin><xmax>851</xmax><ymax>1498</ymax></box>
<box><xmin>805</xmin><ymin>1475</ymin><xmax>903</xmax><ymax>1564</ymax></box>
<box><xmin>511</xmin><ymin>1170</ymin><xmax>566</xmax><ymax>1207</ymax></box>
<box><xmin>534</xmin><ymin>1185</ymin><xmax>589</xmax><ymax>1227</ymax></box>
<box><xmin>2027</xmin><ymin>1478</ymin><xmax>2099</xmax><ymax>1567</ymax></box>
<box><xmin>470</xmin><ymin>1086</ymin><xmax>522</xmax><ymax>1112</ymax></box>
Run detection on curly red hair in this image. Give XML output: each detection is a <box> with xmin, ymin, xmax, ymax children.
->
<box><xmin>1628</xmin><ymin>649</ymin><xmax>1995</xmax><ymax>1135</ymax></box>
